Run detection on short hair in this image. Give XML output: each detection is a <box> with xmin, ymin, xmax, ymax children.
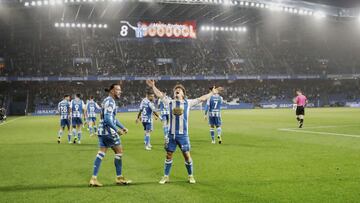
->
<box><xmin>63</xmin><ymin>94</ymin><xmax>70</xmax><ymax>98</ymax></box>
<box><xmin>90</xmin><ymin>96</ymin><xmax>94</xmax><ymax>100</ymax></box>
<box><xmin>105</xmin><ymin>83</ymin><xmax>120</xmax><ymax>93</ymax></box>
<box><xmin>173</xmin><ymin>84</ymin><xmax>186</xmax><ymax>97</ymax></box>
<box><xmin>76</xmin><ymin>93</ymin><xmax>81</xmax><ymax>98</ymax></box>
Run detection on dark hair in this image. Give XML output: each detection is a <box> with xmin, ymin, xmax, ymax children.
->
<box><xmin>105</xmin><ymin>83</ymin><xmax>120</xmax><ymax>93</ymax></box>
<box><xmin>173</xmin><ymin>84</ymin><xmax>186</xmax><ymax>97</ymax></box>
<box><xmin>209</xmin><ymin>86</ymin><xmax>216</xmax><ymax>91</ymax></box>
<box><xmin>63</xmin><ymin>94</ymin><xmax>70</xmax><ymax>98</ymax></box>
<box><xmin>76</xmin><ymin>93</ymin><xmax>81</xmax><ymax>98</ymax></box>
<box><xmin>90</xmin><ymin>96</ymin><xmax>94</xmax><ymax>100</ymax></box>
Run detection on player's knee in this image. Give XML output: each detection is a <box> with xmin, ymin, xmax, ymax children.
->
<box><xmin>115</xmin><ymin>153</ymin><xmax>122</xmax><ymax>160</ymax></box>
<box><xmin>97</xmin><ymin>151</ymin><xmax>105</xmax><ymax>159</ymax></box>
<box><xmin>299</xmin><ymin>115</ymin><xmax>304</xmax><ymax>119</ymax></box>
<box><xmin>166</xmin><ymin>152</ymin><xmax>173</xmax><ymax>160</ymax></box>
<box><xmin>210</xmin><ymin>126</ymin><xmax>215</xmax><ymax>129</ymax></box>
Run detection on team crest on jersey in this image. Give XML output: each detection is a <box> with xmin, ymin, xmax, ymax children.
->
<box><xmin>172</xmin><ymin>107</ymin><xmax>184</xmax><ymax>116</ymax></box>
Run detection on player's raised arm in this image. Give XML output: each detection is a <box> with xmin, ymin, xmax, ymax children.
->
<box><xmin>197</xmin><ymin>86</ymin><xmax>224</xmax><ymax>102</ymax></box>
<box><xmin>146</xmin><ymin>80</ymin><xmax>164</xmax><ymax>99</ymax></box>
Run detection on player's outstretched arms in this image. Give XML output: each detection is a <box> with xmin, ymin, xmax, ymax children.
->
<box><xmin>146</xmin><ymin>80</ymin><xmax>164</xmax><ymax>99</ymax></box>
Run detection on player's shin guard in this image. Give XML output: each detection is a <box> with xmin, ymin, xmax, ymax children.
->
<box><xmin>58</xmin><ymin>130</ymin><xmax>63</xmax><ymax>138</ymax></box>
<box><xmin>72</xmin><ymin>128</ymin><xmax>77</xmax><ymax>139</ymax></box>
<box><xmin>93</xmin><ymin>151</ymin><xmax>105</xmax><ymax>177</ymax></box>
<box><xmin>217</xmin><ymin>127</ymin><xmax>222</xmax><ymax>137</ymax></box>
<box><xmin>185</xmin><ymin>159</ymin><xmax>193</xmax><ymax>176</ymax></box>
<box><xmin>114</xmin><ymin>154</ymin><xmax>123</xmax><ymax>177</ymax></box>
<box><xmin>164</xmin><ymin>159</ymin><xmax>173</xmax><ymax>176</ymax></box>
<box><xmin>210</xmin><ymin>128</ymin><xmax>215</xmax><ymax>141</ymax></box>
<box><xmin>68</xmin><ymin>134</ymin><xmax>71</xmax><ymax>142</ymax></box>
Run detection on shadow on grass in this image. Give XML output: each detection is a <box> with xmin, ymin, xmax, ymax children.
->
<box><xmin>0</xmin><ymin>181</ymin><xmax>186</xmax><ymax>192</ymax></box>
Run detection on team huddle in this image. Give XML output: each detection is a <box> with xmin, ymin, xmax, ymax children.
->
<box><xmin>57</xmin><ymin>81</ymin><xmax>307</xmax><ymax>186</ymax></box>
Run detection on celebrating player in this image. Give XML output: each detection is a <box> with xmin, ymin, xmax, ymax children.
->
<box><xmin>146</xmin><ymin>80</ymin><xmax>223</xmax><ymax>184</ymax></box>
<box><xmin>70</xmin><ymin>93</ymin><xmax>86</xmax><ymax>144</ymax></box>
<box><xmin>136</xmin><ymin>91</ymin><xmax>160</xmax><ymax>151</ymax></box>
<box><xmin>158</xmin><ymin>93</ymin><xmax>170</xmax><ymax>140</ymax></box>
<box><xmin>294</xmin><ymin>90</ymin><xmax>308</xmax><ymax>128</ymax></box>
<box><xmin>85</xmin><ymin>96</ymin><xmax>101</xmax><ymax>137</ymax></box>
<box><xmin>57</xmin><ymin>95</ymin><xmax>71</xmax><ymax>144</ymax></box>
<box><xmin>204</xmin><ymin>87</ymin><xmax>223</xmax><ymax>144</ymax></box>
<box><xmin>89</xmin><ymin>84</ymin><xmax>131</xmax><ymax>187</ymax></box>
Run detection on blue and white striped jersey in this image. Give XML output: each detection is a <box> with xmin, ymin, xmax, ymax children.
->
<box><xmin>70</xmin><ymin>98</ymin><xmax>85</xmax><ymax>118</ymax></box>
<box><xmin>98</xmin><ymin>96</ymin><xmax>118</xmax><ymax>136</ymax></box>
<box><xmin>140</xmin><ymin>98</ymin><xmax>156</xmax><ymax>123</ymax></box>
<box><xmin>162</xmin><ymin>97</ymin><xmax>201</xmax><ymax>135</ymax></box>
<box><xmin>58</xmin><ymin>99</ymin><xmax>70</xmax><ymax>119</ymax></box>
<box><xmin>158</xmin><ymin>96</ymin><xmax>170</xmax><ymax>116</ymax></box>
<box><xmin>86</xmin><ymin>100</ymin><xmax>100</xmax><ymax>118</ymax></box>
<box><xmin>206</xmin><ymin>94</ymin><xmax>223</xmax><ymax>117</ymax></box>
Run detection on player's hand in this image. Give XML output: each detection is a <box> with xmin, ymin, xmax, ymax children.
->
<box><xmin>122</xmin><ymin>128</ymin><xmax>129</xmax><ymax>134</ymax></box>
<box><xmin>212</xmin><ymin>86</ymin><xmax>224</xmax><ymax>94</ymax></box>
<box><xmin>146</xmin><ymin>80</ymin><xmax>155</xmax><ymax>88</ymax></box>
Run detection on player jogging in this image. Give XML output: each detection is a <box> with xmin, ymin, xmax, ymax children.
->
<box><xmin>136</xmin><ymin>91</ymin><xmax>160</xmax><ymax>151</ymax></box>
<box><xmin>89</xmin><ymin>84</ymin><xmax>131</xmax><ymax>187</ymax></box>
<box><xmin>85</xmin><ymin>96</ymin><xmax>101</xmax><ymax>137</ymax></box>
<box><xmin>57</xmin><ymin>95</ymin><xmax>71</xmax><ymax>144</ymax></box>
<box><xmin>146</xmin><ymin>80</ymin><xmax>223</xmax><ymax>184</ymax></box>
<box><xmin>294</xmin><ymin>90</ymin><xmax>308</xmax><ymax>128</ymax></box>
<box><xmin>70</xmin><ymin>93</ymin><xmax>86</xmax><ymax>144</ymax></box>
<box><xmin>204</xmin><ymin>87</ymin><xmax>223</xmax><ymax>144</ymax></box>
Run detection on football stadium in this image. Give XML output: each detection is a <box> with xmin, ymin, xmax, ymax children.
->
<box><xmin>1</xmin><ymin>0</ymin><xmax>360</xmax><ymax>202</ymax></box>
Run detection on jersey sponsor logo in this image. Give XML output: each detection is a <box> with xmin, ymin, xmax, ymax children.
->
<box><xmin>172</xmin><ymin>107</ymin><xmax>184</xmax><ymax>116</ymax></box>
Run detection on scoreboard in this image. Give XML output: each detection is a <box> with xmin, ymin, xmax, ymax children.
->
<box><xmin>119</xmin><ymin>20</ymin><xmax>197</xmax><ymax>39</ymax></box>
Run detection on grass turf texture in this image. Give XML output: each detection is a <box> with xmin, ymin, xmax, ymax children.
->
<box><xmin>0</xmin><ymin>108</ymin><xmax>360</xmax><ymax>202</ymax></box>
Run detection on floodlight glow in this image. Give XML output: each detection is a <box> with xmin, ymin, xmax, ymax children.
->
<box><xmin>65</xmin><ymin>23</ymin><xmax>70</xmax><ymax>27</ymax></box>
<box><xmin>71</xmin><ymin>23</ymin><xmax>76</xmax><ymax>27</ymax></box>
<box><xmin>24</xmin><ymin>2</ymin><xmax>30</xmax><ymax>6</ymax></box>
<box><xmin>77</xmin><ymin>23</ymin><xmax>81</xmax><ymax>27</ymax></box>
<box><xmin>239</xmin><ymin>1</ymin><xmax>243</xmax><ymax>6</ymax></box>
<box><xmin>81</xmin><ymin>23</ymin><xmax>86</xmax><ymax>28</ymax></box>
<box><xmin>93</xmin><ymin>24</ymin><xmax>97</xmax><ymax>28</ymax></box>
<box><xmin>98</xmin><ymin>24</ymin><xmax>103</xmax><ymax>28</ymax></box>
<box><xmin>31</xmin><ymin>1</ymin><xmax>36</xmax><ymax>6</ymax></box>
<box><xmin>244</xmin><ymin>2</ymin><xmax>248</xmax><ymax>6</ymax></box>
<box><xmin>314</xmin><ymin>11</ymin><xmax>326</xmax><ymax>18</ymax></box>
<box><xmin>55</xmin><ymin>23</ymin><xmax>59</xmax><ymax>27</ymax></box>
<box><xmin>88</xmin><ymin>24</ymin><xmax>92</xmax><ymax>28</ymax></box>
<box><xmin>60</xmin><ymin>23</ymin><xmax>65</xmax><ymax>27</ymax></box>
<box><xmin>104</xmin><ymin>24</ymin><xmax>108</xmax><ymax>28</ymax></box>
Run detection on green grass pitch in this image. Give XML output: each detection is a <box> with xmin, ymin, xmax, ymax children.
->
<box><xmin>1</xmin><ymin>108</ymin><xmax>360</xmax><ymax>202</ymax></box>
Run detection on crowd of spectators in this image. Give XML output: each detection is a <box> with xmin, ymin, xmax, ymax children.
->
<box><xmin>1</xmin><ymin>18</ymin><xmax>360</xmax><ymax>77</ymax></box>
<box><xmin>0</xmin><ymin>79</ymin><xmax>356</xmax><ymax>113</ymax></box>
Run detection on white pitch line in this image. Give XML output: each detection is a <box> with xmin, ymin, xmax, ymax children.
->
<box><xmin>278</xmin><ymin>128</ymin><xmax>360</xmax><ymax>138</ymax></box>
<box><xmin>0</xmin><ymin>117</ymin><xmax>25</xmax><ymax>127</ymax></box>
<box><xmin>281</xmin><ymin>125</ymin><xmax>359</xmax><ymax>130</ymax></box>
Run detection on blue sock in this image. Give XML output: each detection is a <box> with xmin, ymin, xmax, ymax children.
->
<box><xmin>77</xmin><ymin>131</ymin><xmax>82</xmax><ymax>141</ymax></box>
<box><xmin>93</xmin><ymin>152</ymin><xmax>105</xmax><ymax>177</ymax></box>
<box><xmin>114</xmin><ymin>154</ymin><xmax>122</xmax><ymax>177</ymax></box>
<box><xmin>93</xmin><ymin>126</ymin><xmax>97</xmax><ymax>134</ymax></box>
<box><xmin>145</xmin><ymin>133</ymin><xmax>150</xmax><ymax>146</ymax></box>
<box><xmin>89</xmin><ymin>126</ymin><xmax>93</xmax><ymax>134</ymax></box>
<box><xmin>210</xmin><ymin>129</ymin><xmax>215</xmax><ymax>141</ymax></box>
<box><xmin>164</xmin><ymin>159</ymin><xmax>173</xmax><ymax>176</ymax></box>
<box><xmin>67</xmin><ymin>134</ymin><xmax>71</xmax><ymax>142</ymax></box>
<box><xmin>217</xmin><ymin>127</ymin><xmax>222</xmax><ymax>137</ymax></box>
<box><xmin>58</xmin><ymin>130</ymin><xmax>63</xmax><ymax>138</ymax></box>
<box><xmin>185</xmin><ymin>159</ymin><xmax>193</xmax><ymax>176</ymax></box>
